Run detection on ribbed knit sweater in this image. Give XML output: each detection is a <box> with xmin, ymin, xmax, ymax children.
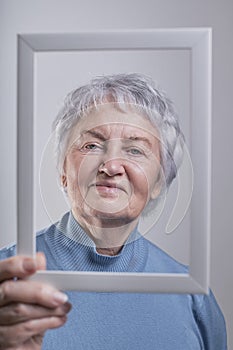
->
<box><xmin>0</xmin><ymin>212</ymin><xmax>227</xmax><ymax>349</ymax></box>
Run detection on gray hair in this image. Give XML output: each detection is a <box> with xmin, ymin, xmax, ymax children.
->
<box><xmin>53</xmin><ymin>73</ymin><xmax>184</xmax><ymax>189</ymax></box>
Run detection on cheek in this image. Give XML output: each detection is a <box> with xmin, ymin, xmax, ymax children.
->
<box><xmin>66</xmin><ymin>156</ymin><xmax>99</xmax><ymax>191</ymax></box>
<box><xmin>127</xmin><ymin>162</ymin><xmax>161</xmax><ymax>201</ymax></box>
<box><xmin>65</xmin><ymin>161</ymin><xmax>87</xmax><ymax>207</ymax></box>
<box><xmin>127</xmin><ymin>164</ymin><xmax>151</xmax><ymax>199</ymax></box>
<box><xmin>77</xmin><ymin>156</ymin><xmax>100</xmax><ymax>185</ymax></box>
<box><xmin>63</xmin><ymin>156</ymin><xmax>81</xmax><ymax>194</ymax></box>
<box><xmin>65</xmin><ymin>162</ymin><xmax>79</xmax><ymax>185</ymax></box>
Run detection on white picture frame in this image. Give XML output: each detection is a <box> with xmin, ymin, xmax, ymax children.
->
<box><xmin>17</xmin><ymin>28</ymin><xmax>212</xmax><ymax>293</ymax></box>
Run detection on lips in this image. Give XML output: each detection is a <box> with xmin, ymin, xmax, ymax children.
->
<box><xmin>94</xmin><ymin>181</ymin><xmax>125</xmax><ymax>192</ymax></box>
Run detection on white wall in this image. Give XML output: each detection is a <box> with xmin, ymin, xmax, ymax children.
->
<box><xmin>0</xmin><ymin>0</ymin><xmax>232</xmax><ymax>348</ymax></box>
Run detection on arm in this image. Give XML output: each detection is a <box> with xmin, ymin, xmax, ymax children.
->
<box><xmin>0</xmin><ymin>253</ymin><xmax>71</xmax><ymax>349</ymax></box>
<box><xmin>192</xmin><ymin>290</ymin><xmax>227</xmax><ymax>350</ymax></box>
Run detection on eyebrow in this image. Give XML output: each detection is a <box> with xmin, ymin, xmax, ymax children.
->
<box><xmin>81</xmin><ymin>130</ymin><xmax>107</xmax><ymax>141</ymax></box>
<box><xmin>127</xmin><ymin>136</ymin><xmax>153</xmax><ymax>148</ymax></box>
<box><xmin>81</xmin><ymin>130</ymin><xmax>153</xmax><ymax>148</ymax></box>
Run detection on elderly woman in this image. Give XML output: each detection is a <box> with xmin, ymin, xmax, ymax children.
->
<box><xmin>0</xmin><ymin>74</ymin><xmax>227</xmax><ymax>349</ymax></box>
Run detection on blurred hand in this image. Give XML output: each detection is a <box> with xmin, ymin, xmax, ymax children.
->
<box><xmin>0</xmin><ymin>253</ymin><xmax>71</xmax><ymax>349</ymax></box>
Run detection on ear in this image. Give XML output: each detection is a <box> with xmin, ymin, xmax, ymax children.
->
<box><xmin>61</xmin><ymin>174</ymin><xmax>67</xmax><ymax>188</ymax></box>
<box><xmin>150</xmin><ymin>183</ymin><xmax>161</xmax><ymax>200</ymax></box>
<box><xmin>150</xmin><ymin>172</ymin><xmax>163</xmax><ymax>200</ymax></box>
<box><xmin>60</xmin><ymin>158</ymin><xmax>67</xmax><ymax>187</ymax></box>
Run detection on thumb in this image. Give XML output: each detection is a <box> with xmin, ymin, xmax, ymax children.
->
<box><xmin>36</xmin><ymin>252</ymin><xmax>47</xmax><ymax>271</ymax></box>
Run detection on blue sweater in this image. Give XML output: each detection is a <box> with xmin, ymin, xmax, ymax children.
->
<box><xmin>0</xmin><ymin>212</ymin><xmax>227</xmax><ymax>349</ymax></box>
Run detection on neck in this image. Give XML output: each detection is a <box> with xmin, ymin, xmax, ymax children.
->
<box><xmin>72</xmin><ymin>209</ymin><xmax>138</xmax><ymax>255</ymax></box>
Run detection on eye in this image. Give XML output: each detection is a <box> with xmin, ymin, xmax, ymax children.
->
<box><xmin>127</xmin><ymin>147</ymin><xmax>144</xmax><ymax>156</ymax></box>
<box><xmin>81</xmin><ymin>142</ymin><xmax>104</xmax><ymax>153</ymax></box>
<box><xmin>85</xmin><ymin>144</ymin><xmax>98</xmax><ymax>150</ymax></box>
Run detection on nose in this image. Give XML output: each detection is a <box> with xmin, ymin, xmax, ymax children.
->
<box><xmin>98</xmin><ymin>158</ymin><xmax>125</xmax><ymax>177</ymax></box>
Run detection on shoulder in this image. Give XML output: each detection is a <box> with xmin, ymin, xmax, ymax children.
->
<box><xmin>0</xmin><ymin>212</ymin><xmax>70</xmax><ymax>260</ymax></box>
<box><xmin>192</xmin><ymin>290</ymin><xmax>226</xmax><ymax>326</ymax></box>
<box><xmin>141</xmin><ymin>236</ymin><xmax>188</xmax><ymax>273</ymax></box>
<box><xmin>0</xmin><ymin>243</ymin><xmax>16</xmax><ymax>260</ymax></box>
<box><xmin>190</xmin><ymin>290</ymin><xmax>227</xmax><ymax>349</ymax></box>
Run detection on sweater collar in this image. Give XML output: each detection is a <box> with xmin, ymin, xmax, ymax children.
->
<box><xmin>50</xmin><ymin>211</ymin><xmax>148</xmax><ymax>272</ymax></box>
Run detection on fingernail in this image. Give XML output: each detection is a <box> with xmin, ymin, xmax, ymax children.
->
<box><xmin>61</xmin><ymin>302</ymin><xmax>72</xmax><ymax>313</ymax></box>
<box><xmin>53</xmin><ymin>291</ymin><xmax>68</xmax><ymax>305</ymax></box>
<box><xmin>23</xmin><ymin>258</ymin><xmax>37</xmax><ymax>272</ymax></box>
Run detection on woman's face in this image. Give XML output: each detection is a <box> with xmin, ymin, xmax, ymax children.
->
<box><xmin>62</xmin><ymin>104</ymin><xmax>162</xmax><ymax>227</ymax></box>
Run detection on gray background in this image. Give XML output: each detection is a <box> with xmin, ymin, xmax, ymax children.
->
<box><xmin>0</xmin><ymin>0</ymin><xmax>232</xmax><ymax>348</ymax></box>
<box><xmin>35</xmin><ymin>49</ymin><xmax>191</xmax><ymax>266</ymax></box>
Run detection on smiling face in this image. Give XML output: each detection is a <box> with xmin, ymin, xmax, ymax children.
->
<box><xmin>62</xmin><ymin>103</ymin><xmax>162</xmax><ymax>229</ymax></box>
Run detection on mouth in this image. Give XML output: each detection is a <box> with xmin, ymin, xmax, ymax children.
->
<box><xmin>92</xmin><ymin>181</ymin><xmax>126</xmax><ymax>196</ymax></box>
<box><xmin>95</xmin><ymin>181</ymin><xmax>124</xmax><ymax>189</ymax></box>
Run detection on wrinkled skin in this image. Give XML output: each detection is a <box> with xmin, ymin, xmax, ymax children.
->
<box><xmin>0</xmin><ymin>253</ymin><xmax>71</xmax><ymax>349</ymax></box>
<box><xmin>0</xmin><ymin>105</ymin><xmax>162</xmax><ymax>349</ymax></box>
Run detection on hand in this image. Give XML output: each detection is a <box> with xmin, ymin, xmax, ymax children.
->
<box><xmin>0</xmin><ymin>253</ymin><xmax>71</xmax><ymax>349</ymax></box>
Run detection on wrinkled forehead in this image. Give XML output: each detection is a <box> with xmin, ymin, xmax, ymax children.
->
<box><xmin>69</xmin><ymin>103</ymin><xmax>160</xmax><ymax>143</ymax></box>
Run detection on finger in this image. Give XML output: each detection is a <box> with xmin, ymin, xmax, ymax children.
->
<box><xmin>0</xmin><ymin>256</ymin><xmax>37</xmax><ymax>282</ymax></box>
<box><xmin>0</xmin><ymin>301</ymin><xmax>71</xmax><ymax>325</ymax></box>
<box><xmin>0</xmin><ymin>315</ymin><xmax>67</xmax><ymax>348</ymax></box>
<box><xmin>0</xmin><ymin>280</ymin><xmax>68</xmax><ymax>308</ymax></box>
<box><xmin>35</xmin><ymin>252</ymin><xmax>46</xmax><ymax>271</ymax></box>
<box><xmin>0</xmin><ymin>253</ymin><xmax>46</xmax><ymax>282</ymax></box>
<box><xmin>29</xmin><ymin>332</ymin><xmax>45</xmax><ymax>348</ymax></box>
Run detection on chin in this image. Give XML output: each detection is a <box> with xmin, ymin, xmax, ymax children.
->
<box><xmin>78</xmin><ymin>199</ymin><xmax>144</xmax><ymax>226</ymax></box>
<box><xmin>88</xmin><ymin>207</ymin><xmax>140</xmax><ymax>226</ymax></box>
